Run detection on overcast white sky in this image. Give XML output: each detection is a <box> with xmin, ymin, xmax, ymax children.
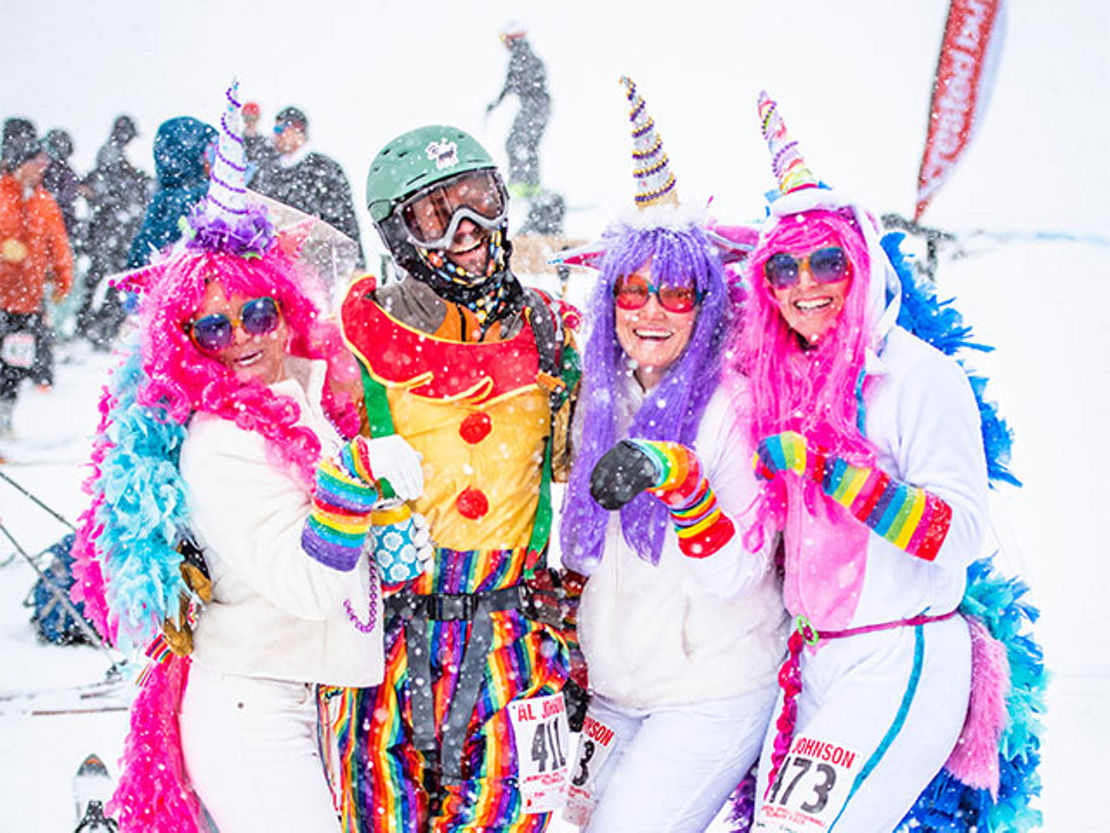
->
<box><xmin>2</xmin><ymin>0</ymin><xmax>1106</xmax><ymax>257</ymax></box>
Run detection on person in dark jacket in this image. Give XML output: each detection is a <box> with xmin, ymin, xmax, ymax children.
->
<box><xmin>78</xmin><ymin>115</ymin><xmax>153</xmax><ymax>347</ymax></box>
<box><xmin>251</xmin><ymin>106</ymin><xmax>363</xmax><ymax>267</ymax></box>
<box><xmin>0</xmin><ymin>118</ymin><xmax>72</xmax><ymax>426</ymax></box>
<box><xmin>486</xmin><ymin>23</ymin><xmax>550</xmax><ymax>197</ymax></box>
<box><xmin>241</xmin><ymin>101</ymin><xmax>278</xmax><ymax>185</ymax></box>
<box><xmin>127</xmin><ymin>116</ymin><xmax>216</xmax><ymax>270</ymax></box>
<box><xmin>41</xmin><ymin>128</ymin><xmax>82</xmax><ymax>243</ymax></box>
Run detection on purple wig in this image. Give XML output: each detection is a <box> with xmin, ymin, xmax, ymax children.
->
<box><xmin>561</xmin><ymin>222</ymin><xmax>732</xmax><ymax>573</ymax></box>
<box><xmin>137</xmin><ymin>245</ymin><xmax>360</xmax><ymax>482</ymax></box>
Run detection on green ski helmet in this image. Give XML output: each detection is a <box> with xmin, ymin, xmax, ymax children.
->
<box><xmin>366</xmin><ymin>125</ymin><xmax>513</xmax><ymax>302</ymax></box>
<box><xmin>366</xmin><ymin>125</ymin><xmax>497</xmax><ymax>224</ymax></box>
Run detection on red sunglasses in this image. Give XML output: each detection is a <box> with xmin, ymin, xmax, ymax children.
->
<box><xmin>614</xmin><ymin>273</ymin><xmax>701</xmax><ymax>314</ymax></box>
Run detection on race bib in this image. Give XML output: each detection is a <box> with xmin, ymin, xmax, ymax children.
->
<box><xmin>1</xmin><ymin>332</ymin><xmax>35</xmax><ymax>369</ymax></box>
<box><xmin>755</xmin><ymin>735</ymin><xmax>863</xmax><ymax>832</ymax></box>
<box><xmin>562</xmin><ymin>713</ymin><xmax>618</xmax><ymax>828</ymax></box>
<box><xmin>509</xmin><ymin>692</ymin><xmax>571</xmax><ymax>815</ymax></box>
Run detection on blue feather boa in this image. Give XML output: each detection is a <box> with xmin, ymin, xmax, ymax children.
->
<box><xmin>91</xmin><ymin>340</ymin><xmax>193</xmax><ymax>654</ymax></box>
<box><xmin>883</xmin><ymin>233</ymin><xmax>1044</xmax><ymax>831</ymax></box>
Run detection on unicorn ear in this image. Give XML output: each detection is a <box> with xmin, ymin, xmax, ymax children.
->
<box><xmin>275</xmin><ymin>220</ymin><xmax>313</xmax><ymax>259</ymax></box>
<box><xmin>109</xmin><ymin>262</ymin><xmax>165</xmax><ymax>294</ymax></box>
<box><xmin>549</xmin><ymin>241</ymin><xmax>607</xmax><ymax>270</ymax></box>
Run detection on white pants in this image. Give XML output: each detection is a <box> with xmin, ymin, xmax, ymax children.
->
<box><xmin>754</xmin><ymin>615</ymin><xmax>971</xmax><ymax>833</ymax></box>
<box><xmin>582</xmin><ymin>685</ymin><xmax>778</xmax><ymax>833</ymax></box>
<box><xmin>179</xmin><ymin>662</ymin><xmax>339</xmax><ymax>833</ymax></box>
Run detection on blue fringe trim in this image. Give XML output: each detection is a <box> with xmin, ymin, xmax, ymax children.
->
<box><xmin>91</xmin><ymin>341</ymin><xmax>193</xmax><ymax>654</ymax></box>
<box><xmin>882</xmin><ymin>233</ymin><xmax>1044</xmax><ymax>831</ymax></box>
<box><xmin>882</xmin><ymin>233</ymin><xmax>1021</xmax><ymax>488</ymax></box>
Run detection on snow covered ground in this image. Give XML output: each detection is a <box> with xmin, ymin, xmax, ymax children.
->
<box><xmin>1</xmin><ymin>0</ymin><xmax>1107</xmax><ymax>829</ymax></box>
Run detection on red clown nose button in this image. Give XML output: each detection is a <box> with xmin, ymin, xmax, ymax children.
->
<box><xmin>459</xmin><ymin>412</ymin><xmax>492</xmax><ymax>444</ymax></box>
<box><xmin>456</xmin><ymin>487</ymin><xmax>490</xmax><ymax>519</ymax></box>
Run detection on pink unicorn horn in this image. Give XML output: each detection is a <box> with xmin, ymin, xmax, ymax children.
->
<box><xmin>758</xmin><ymin>90</ymin><xmax>818</xmax><ymax>195</ymax></box>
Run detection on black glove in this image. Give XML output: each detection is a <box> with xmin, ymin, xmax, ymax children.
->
<box><xmin>589</xmin><ymin>440</ymin><xmax>660</xmax><ymax>510</ymax></box>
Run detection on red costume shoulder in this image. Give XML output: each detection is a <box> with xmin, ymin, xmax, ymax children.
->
<box><xmin>340</xmin><ymin>276</ymin><xmax>541</xmax><ymax>403</ymax></box>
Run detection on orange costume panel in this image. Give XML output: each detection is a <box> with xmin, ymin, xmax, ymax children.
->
<box><xmin>0</xmin><ymin>175</ymin><xmax>72</xmax><ymax>313</ymax></box>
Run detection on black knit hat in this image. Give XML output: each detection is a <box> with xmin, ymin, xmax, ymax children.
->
<box><xmin>2</xmin><ymin>118</ymin><xmax>42</xmax><ymax>170</ymax></box>
<box><xmin>44</xmin><ymin>128</ymin><xmax>74</xmax><ymax>161</ymax></box>
<box><xmin>110</xmin><ymin>115</ymin><xmax>138</xmax><ymax>146</ymax></box>
<box><xmin>275</xmin><ymin>106</ymin><xmax>308</xmax><ymax>132</ymax></box>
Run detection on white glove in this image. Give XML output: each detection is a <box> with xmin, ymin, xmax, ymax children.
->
<box><xmin>355</xmin><ymin>434</ymin><xmax>424</xmax><ymax>502</ymax></box>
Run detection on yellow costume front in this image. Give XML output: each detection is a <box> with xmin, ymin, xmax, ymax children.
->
<box><xmin>326</xmin><ymin>275</ymin><xmax>578</xmax><ymax>833</ymax></box>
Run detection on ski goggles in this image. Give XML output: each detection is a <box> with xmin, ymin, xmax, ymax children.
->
<box><xmin>614</xmin><ymin>273</ymin><xmax>701</xmax><ymax>314</ymax></box>
<box><xmin>188</xmin><ymin>296</ymin><xmax>282</xmax><ymax>352</ymax></box>
<box><xmin>399</xmin><ymin>170</ymin><xmax>509</xmax><ymax>250</ymax></box>
<box><xmin>763</xmin><ymin>246</ymin><xmax>850</xmax><ymax>290</ymax></box>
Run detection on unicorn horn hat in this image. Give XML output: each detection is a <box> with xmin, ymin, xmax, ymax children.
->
<box><xmin>186</xmin><ymin>79</ymin><xmax>275</xmax><ymax>258</ymax></box>
<box><xmin>757</xmin><ymin>89</ymin><xmax>818</xmax><ymax>197</ymax></box>
<box><xmin>621</xmin><ymin>75</ymin><xmax>680</xmax><ymax>210</ymax></box>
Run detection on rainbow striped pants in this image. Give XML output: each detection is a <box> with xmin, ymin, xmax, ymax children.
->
<box><xmin>322</xmin><ymin>583</ymin><xmax>568</xmax><ymax>832</ymax></box>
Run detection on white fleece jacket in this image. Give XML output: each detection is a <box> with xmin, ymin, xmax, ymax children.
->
<box><xmin>577</xmin><ymin>376</ymin><xmax>789</xmax><ymax>710</ymax></box>
<box><xmin>180</xmin><ymin>358</ymin><xmax>383</xmax><ymax>687</ymax></box>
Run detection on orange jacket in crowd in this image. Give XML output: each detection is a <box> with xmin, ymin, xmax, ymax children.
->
<box><xmin>0</xmin><ymin>174</ymin><xmax>73</xmax><ymax>314</ymax></box>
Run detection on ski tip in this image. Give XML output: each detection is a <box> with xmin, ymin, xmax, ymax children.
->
<box><xmin>76</xmin><ymin>753</ymin><xmax>110</xmax><ymax>777</ymax></box>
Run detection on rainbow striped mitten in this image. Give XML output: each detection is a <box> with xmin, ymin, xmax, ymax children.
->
<box><xmin>301</xmin><ymin>438</ymin><xmax>380</xmax><ymax>571</ymax></box>
<box><xmin>590</xmin><ymin>439</ymin><xmax>736</xmax><ymax>558</ymax></box>
<box><xmin>755</xmin><ymin>431</ymin><xmax>952</xmax><ymax>561</ymax></box>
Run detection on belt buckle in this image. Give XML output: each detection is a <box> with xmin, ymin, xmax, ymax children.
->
<box><xmin>433</xmin><ymin>594</ymin><xmax>473</xmax><ymax>620</ymax></box>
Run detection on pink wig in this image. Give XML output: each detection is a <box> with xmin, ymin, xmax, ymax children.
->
<box><xmin>737</xmin><ymin>208</ymin><xmax>876</xmax><ymax>463</ymax></box>
<box><xmin>137</xmin><ymin>246</ymin><xmax>360</xmax><ymax>482</ymax></box>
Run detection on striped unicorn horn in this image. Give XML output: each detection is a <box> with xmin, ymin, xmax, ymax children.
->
<box><xmin>757</xmin><ymin>90</ymin><xmax>818</xmax><ymax>195</ymax></box>
<box><xmin>621</xmin><ymin>76</ymin><xmax>679</xmax><ymax>209</ymax></box>
<box><xmin>187</xmin><ymin>79</ymin><xmax>274</xmax><ymax>257</ymax></box>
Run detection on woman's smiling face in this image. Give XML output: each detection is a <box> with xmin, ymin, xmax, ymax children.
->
<box><xmin>614</xmin><ymin>261</ymin><xmax>698</xmax><ymax>390</ymax></box>
<box><xmin>767</xmin><ymin>246</ymin><xmax>852</xmax><ymax>346</ymax></box>
<box><xmin>191</xmin><ymin>281</ymin><xmax>289</xmax><ymax>385</ymax></box>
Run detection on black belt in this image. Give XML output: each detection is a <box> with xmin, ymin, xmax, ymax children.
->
<box><xmin>384</xmin><ymin>585</ymin><xmax>528</xmax><ymax>799</ymax></box>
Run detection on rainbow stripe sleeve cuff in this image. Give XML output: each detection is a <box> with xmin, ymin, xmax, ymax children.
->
<box><xmin>301</xmin><ymin>455</ymin><xmax>380</xmax><ymax>571</ymax></box>
<box><xmin>756</xmin><ymin>432</ymin><xmax>952</xmax><ymax>562</ymax></box>
<box><xmin>628</xmin><ymin>440</ymin><xmax>736</xmax><ymax>559</ymax></box>
<box><xmin>822</xmin><ymin>459</ymin><xmax>952</xmax><ymax>561</ymax></box>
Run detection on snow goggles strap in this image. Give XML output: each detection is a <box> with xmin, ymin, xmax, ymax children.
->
<box><xmin>399</xmin><ymin>170</ymin><xmax>508</xmax><ymax>250</ymax></box>
<box><xmin>188</xmin><ymin>296</ymin><xmax>282</xmax><ymax>352</ymax></box>
<box><xmin>764</xmin><ymin>246</ymin><xmax>850</xmax><ymax>290</ymax></box>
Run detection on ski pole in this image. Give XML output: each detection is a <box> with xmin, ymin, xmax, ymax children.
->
<box><xmin>0</xmin><ymin>520</ymin><xmax>122</xmax><ymax>677</ymax></box>
<box><xmin>0</xmin><ymin>467</ymin><xmax>76</xmax><ymax>531</ymax></box>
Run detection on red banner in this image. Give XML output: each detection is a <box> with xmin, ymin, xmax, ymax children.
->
<box><xmin>914</xmin><ymin>0</ymin><xmax>1007</xmax><ymax>221</ymax></box>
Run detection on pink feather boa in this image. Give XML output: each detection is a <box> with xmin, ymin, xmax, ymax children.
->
<box><xmin>109</xmin><ymin>656</ymin><xmax>206</xmax><ymax>831</ymax></box>
<box><xmin>68</xmin><ymin>387</ymin><xmax>116</xmax><ymax>641</ymax></box>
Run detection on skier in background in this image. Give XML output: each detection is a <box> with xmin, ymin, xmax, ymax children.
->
<box><xmin>0</xmin><ymin>118</ymin><xmax>72</xmax><ymax>432</ymax></box>
<box><xmin>241</xmin><ymin>100</ymin><xmax>278</xmax><ymax>185</ymax></box>
<box><xmin>41</xmin><ymin>128</ymin><xmax>83</xmax><ymax>245</ymax></box>
<box><xmin>252</xmin><ymin>105</ymin><xmax>364</xmax><ymax>267</ymax></box>
<box><xmin>127</xmin><ymin>116</ymin><xmax>215</xmax><ymax>270</ymax></box>
<box><xmin>78</xmin><ymin>115</ymin><xmax>152</xmax><ymax>348</ymax></box>
<box><xmin>486</xmin><ymin>22</ymin><xmax>550</xmax><ymax>199</ymax></box>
